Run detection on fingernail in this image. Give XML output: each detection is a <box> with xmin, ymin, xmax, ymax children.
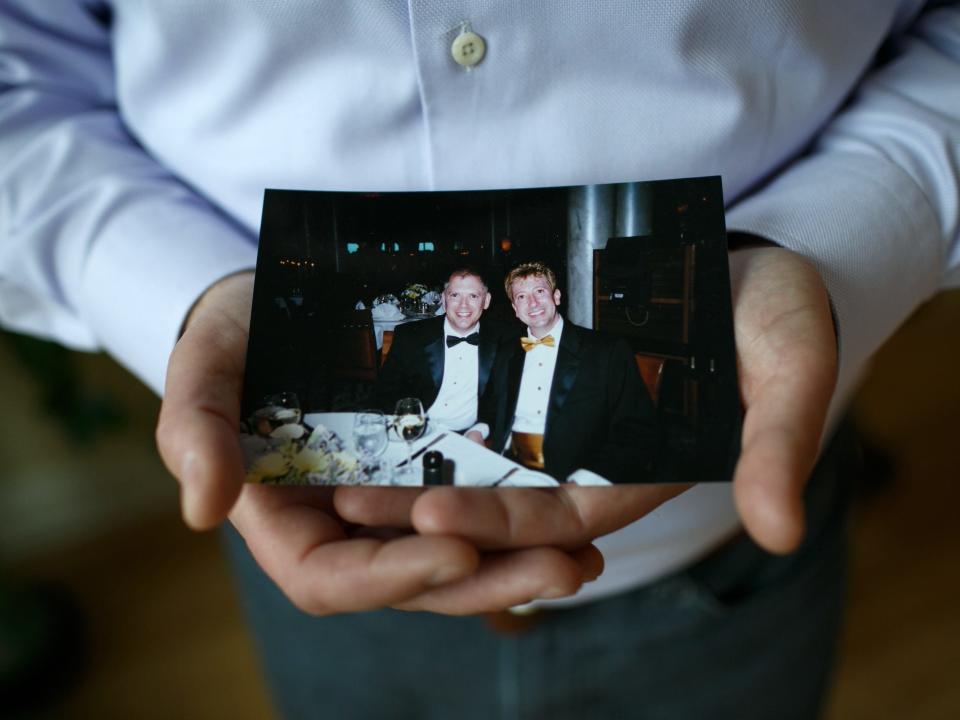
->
<box><xmin>539</xmin><ymin>586</ymin><xmax>574</xmax><ymax>599</ymax></box>
<box><xmin>427</xmin><ymin>564</ymin><xmax>468</xmax><ymax>587</ymax></box>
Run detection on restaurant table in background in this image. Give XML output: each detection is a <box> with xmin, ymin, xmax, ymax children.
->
<box><xmin>371</xmin><ymin>316</ymin><xmax>423</xmax><ymax>350</ymax></box>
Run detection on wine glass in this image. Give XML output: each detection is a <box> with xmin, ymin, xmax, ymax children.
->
<box><xmin>353</xmin><ymin>410</ymin><xmax>389</xmax><ymax>484</ymax></box>
<box><xmin>394</xmin><ymin>397</ymin><xmax>426</xmax><ymax>482</ymax></box>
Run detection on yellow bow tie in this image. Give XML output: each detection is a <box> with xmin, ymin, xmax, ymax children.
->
<box><xmin>520</xmin><ymin>335</ymin><xmax>556</xmax><ymax>352</ymax></box>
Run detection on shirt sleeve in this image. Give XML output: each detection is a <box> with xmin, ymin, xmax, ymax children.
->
<box><xmin>0</xmin><ymin>2</ymin><xmax>257</xmax><ymax>395</ymax></box>
<box><xmin>726</xmin><ymin>1</ymin><xmax>960</xmax><ymax>407</ymax></box>
<box><xmin>566</xmin><ymin>469</ymin><xmax>613</xmax><ymax>486</ymax></box>
<box><xmin>465</xmin><ymin>422</ymin><xmax>490</xmax><ymax>440</ymax></box>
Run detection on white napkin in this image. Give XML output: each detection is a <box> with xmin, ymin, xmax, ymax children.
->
<box><xmin>372</xmin><ymin>303</ymin><xmax>404</xmax><ymax>321</ymax></box>
<box><xmin>270</xmin><ymin>423</ymin><xmax>305</xmax><ymax>440</ymax></box>
<box><xmin>498</xmin><ymin>471</ymin><xmax>560</xmax><ymax>487</ymax></box>
<box><xmin>566</xmin><ymin>469</ymin><xmax>613</xmax><ymax>486</ymax></box>
<box><xmin>355</xmin><ymin>300</ymin><xmax>366</xmax><ymax>310</ymax></box>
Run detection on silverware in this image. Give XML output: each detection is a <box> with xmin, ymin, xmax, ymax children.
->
<box><xmin>396</xmin><ymin>433</ymin><xmax>447</xmax><ymax>468</ymax></box>
<box><xmin>492</xmin><ymin>467</ymin><xmax>519</xmax><ymax>487</ymax></box>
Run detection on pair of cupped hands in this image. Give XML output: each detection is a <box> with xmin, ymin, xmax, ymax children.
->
<box><xmin>156</xmin><ymin>246</ymin><xmax>836</xmax><ymax>616</ymax></box>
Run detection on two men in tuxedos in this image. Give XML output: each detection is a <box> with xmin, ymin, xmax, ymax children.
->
<box><xmin>373</xmin><ymin>268</ymin><xmax>514</xmax><ymax>432</ymax></box>
<box><xmin>468</xmin><ymin>261</ymin><xmax>658</xmax><ymax>484</ymax></box>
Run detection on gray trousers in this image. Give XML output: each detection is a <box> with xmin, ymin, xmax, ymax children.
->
<box><xmin>224</xmin><ymin>423</ymin><xmax>854</xmax><ymax>720</ymax></box>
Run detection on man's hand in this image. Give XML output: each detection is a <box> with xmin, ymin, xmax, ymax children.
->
<box><xmin>464</xmin><ymin>430</ymin><xmax>485</xmax><ymax>445</ymax></box>
<box><xmin>338</xmin><ymin>246</ymin><xmax>837</xmax><ymax>556</ymax></box>
<box><xmin>155</xmin><ymin>271</ymin><xmax>602</xmax><ymax>615</ymax></box>
<box><xmin>725</xmin><ymin>245</ymin><xmax>837</xmax><ymax>552</ymax></box>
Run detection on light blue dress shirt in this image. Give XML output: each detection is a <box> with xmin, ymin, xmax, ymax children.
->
<box><xmin>1</xmin><ymin>1</ymin><xmax>957</xmax><ymax>602</ymax></box>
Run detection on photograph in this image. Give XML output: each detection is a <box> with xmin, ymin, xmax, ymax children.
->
<box><xmin>240</xmin><ymin>177</ymin><xmax>740</xmax><ymax>487</ymax></box>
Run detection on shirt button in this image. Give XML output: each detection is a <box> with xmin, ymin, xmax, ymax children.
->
<box><xmin>451</xmin><ymin>30</ymin><xmax>486</xmax><ymax>67</ymax></box>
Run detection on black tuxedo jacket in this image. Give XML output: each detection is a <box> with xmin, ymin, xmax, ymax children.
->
<box><xmin>480</xmin><ymin>321</ymin><xmax>659</xmax><ymax>484</ymax></box>
<box><xmin>373</xmin><ymin>316</ymin><xmax>514</xmax><ymax>418</ymax></box>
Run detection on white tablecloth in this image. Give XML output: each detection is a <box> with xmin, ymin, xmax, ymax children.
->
<box><xmin>372</xmin><ymin>316</ymin><xmax>413</xmax><ymax>349</ymax></box>
<box><xmin>304</xmin><ymin>412</ymin><xmax>557</xmax><ymax>487</ymax></box>
<box><xmin>371</xmin><ymin>313</ymin><xmax>444</xmax><ymax>349</ymax></box>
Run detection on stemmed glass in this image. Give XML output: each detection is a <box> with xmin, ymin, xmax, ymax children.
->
<box><xmin>394</xmin><ymin>397</ymin><xmax>426</xmax><ymax>482</ymax></box>
<box><xmin>353</xmin><ymin>410</ymin><xmax>389</xmax><ymax>484</ymax></box>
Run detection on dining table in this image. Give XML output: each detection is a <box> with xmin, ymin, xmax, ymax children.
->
<box><xmin>304</xmin><ymin>412</ymin><xmax>559</xmax><ymax>487</ymax></box>
<box><xmin>370</xmin><ymin>309</ymin><xmax>442</xmax><ymax>349</ymax></box>
<box><xmin>371</xmin><ymin>314</ymin><xmax>419</xmax><ymax>350</ymax></box>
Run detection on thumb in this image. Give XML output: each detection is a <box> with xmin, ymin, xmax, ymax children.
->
<box><xmin>728</xmin><ymin>248</ymin><xmax>837</xmax><ymax>554</ymax></box>
<box><xmin>156</xmin><ymin>272</ymin><xmax>253</xmax><ymax>529</ymax></box>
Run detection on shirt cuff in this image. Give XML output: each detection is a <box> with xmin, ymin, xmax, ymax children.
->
<box><xmin>466</xmin><ymin>422</ymin><xmax>490</xmax><ymax>440</ymax></box>
<box><xmin>79</xmin><ymin>201</ymin><xmax>257</xmax><ymax>396</ymax></box>
<box><xmin>566</xmin><ymin>468</ymin><xmax>613</xmax><ymax>486</ymax></box>
<box><xmin>726</xmin><ymin>150</ymin><xmax>943</xmax><ymax>412</ymax></box>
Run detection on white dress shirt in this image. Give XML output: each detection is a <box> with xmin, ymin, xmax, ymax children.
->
<box><xmin>427</xmin><ymin>319</ymin><xmax>481</xmax><ymax>432</ymax></box>
<box><xmin>511</xmin><ymin>316</ymin><xmax>612</xmax><ymax>488</ymax></box>
<box><xmin>512</xmin><ymin>316</ymin><xmax>564</xmax><ymax>434</ymax></box>
<box><xmin>1</xmin><ymin>1</ymin><xmax>958</xmax><ymax>603</ymax></box>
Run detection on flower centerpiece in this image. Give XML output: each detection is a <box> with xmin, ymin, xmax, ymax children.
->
<box><xmin>243</xmin><ymin>423</ymin><xmax>363</xmax><ymax>486</ymax></box>
<box><xmin>400</xmin><ymin>283</ymin><xmax>442</xmax><ymax>317</ymax></box>
<box><xmin>401</xmin><ymin>283</ymin><xmax>429</xmax><ymax>302</ymax></box>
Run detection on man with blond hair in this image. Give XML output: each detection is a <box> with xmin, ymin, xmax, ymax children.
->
<box><xmin>469</xmin><ymin>261</ymin><xmax>658</xmax><ymax>484</ymax></box>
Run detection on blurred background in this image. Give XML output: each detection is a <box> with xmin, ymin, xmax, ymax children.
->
<box><xmin>0</xmin><ymin>289</ymin><xmax>957</xmax><ymax>719</ymax></box>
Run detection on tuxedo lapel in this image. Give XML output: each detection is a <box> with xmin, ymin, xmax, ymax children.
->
<box><xmin>505</xmin><ymin>340</ymin><xmax>525</xmax><ymax>431</ymax></box>
<box><xmin>424</xmin><ymin>321</ymin><xmax>445</xmax><ymax>394</ymax></box>
<box><xmin>546</xmin><ymin>324</ymin><xmax>582</xmax><ymax>433</ymax></box>
<box><xmin>477</xmin><ymin>331</ymin><xmax>496</xmax><ymax>397</ymax></box>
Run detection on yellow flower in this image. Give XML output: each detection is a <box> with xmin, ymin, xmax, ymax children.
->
<box><xmin>332</xmin><ymin>452</ymin><xmax>359</xmax><ymax>472</ymax></box>
<box><xmin>251</xmin><ymin>451</ymin><xmax>290</xmax><ymax>478</ymax></box>
<box><xmin>292</xmin><ymin>447</ymin><xmax>329</xmax><ymax>473</ymax></box>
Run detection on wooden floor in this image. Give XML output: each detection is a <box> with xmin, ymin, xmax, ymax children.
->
<box><xmin>2</xmin><ymin>291</ymin><xmax>959</xmax><ymax>719</ymax></box>
<box><xmin>826</xmin><ymin>290</ymin><xmax>960</xmax><ymax>720</ymax></box>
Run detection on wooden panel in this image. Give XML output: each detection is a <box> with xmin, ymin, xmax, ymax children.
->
<box><xmin>380</xmin><ymin>330</ymin><xmax>395</xmax><ymax>367</ymax></box>
<box><xmin>634</xmin><ymin>353</ymin><xmax>665</xmax><ymax>405</ymax></box>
